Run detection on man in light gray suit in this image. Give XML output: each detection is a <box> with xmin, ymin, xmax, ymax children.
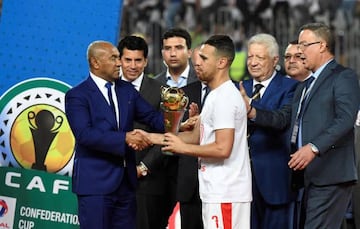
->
<box><xmin>287</xmin><ymin>23</ymin><xmax>360</xmax><ymax>229</ymax></box>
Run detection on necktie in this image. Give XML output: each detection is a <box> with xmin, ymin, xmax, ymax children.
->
<box><xmin>304</xmin><ymin>76</ymin><xmax>315</xmax><ymax>90</ymax></box>
<box><xmin>251</xmin><ymin>83</ymin><xmax>264</xmax><ymax>100</ymax></box>
<box><xmin>201</xmin><ymin>86</ymin><xmax>210</xmax><ymax>107</ymax></box>
<box><xmin>247</xmin><ymin>84</ymin><xmax>264</xmax><ymax>138</ymax></box>
<box><xmin>298</xmin><ymin>76</ymin><xmax>315</xmax><ymax>119</ymax></box>
<box><xmin>291</xmin><ymin>76</ymin><xmax>315</xmax><ymax>145</ymax></box>
<box><xmin>105</xmin><ymin>82</ymin><xmax>116</xmax><ymax>118</ymax></box>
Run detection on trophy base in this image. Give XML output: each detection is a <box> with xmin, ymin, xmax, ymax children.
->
<box><xmin>32</xmin><ymin>163</ymin><xmax>47</xmax><ymax>171</ymax></box>
<box><xmin>162</xmin><ymin>151</ymin><xmax>175</xmax><ymax>156</ymax></box>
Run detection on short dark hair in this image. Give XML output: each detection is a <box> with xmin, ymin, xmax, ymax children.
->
<box><xmin>117</xmin><ymin>35</ymin><xmax>148</xmax><ymax>58</ymax></box>
<box><xmin>288</xmin><ymin>40</ymin><xmax>298</xmax><ymax>45</ymax></box>
<box><xmin>299</xmin><ymin>22</ymin><xmax>335</xmax><ymax>54</ymax></box>
<box><xmin>204</xmin><ymin>35</ymin><xmax>235</xmax><ymax>64</ymax></box>
<box><xmin>161</xmin><ymin>28</ymin><xmax>192</xmax><ymax>49</ymax></box>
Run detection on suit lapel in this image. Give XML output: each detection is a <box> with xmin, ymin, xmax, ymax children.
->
<box><xmin>139</xmin><ymin>75</ymin><xmax>154</xmax><ymax>98</ymax></box>
<box><xmin>260</xmin><ymin>73</ymin><xmax>282</xmax><ymax>104</ymax></box>
<box><xmin>114</xmin><ymin>80</ymin><xmax>130</xmax><ymax>130</ymax></box>
<box><xmin>86</xmin><ymin>77</ymin><xmax>118</xmax><ymax>127</ymax></box>
<box><xmin>305</xmin><ymin>60</ymin><xmax>337</xmax><ymax>107</ymax></box>
<box><xmin>243</xmin><ymin>80</ymin><xmax>253</xmax><ymax>98</ymax></box>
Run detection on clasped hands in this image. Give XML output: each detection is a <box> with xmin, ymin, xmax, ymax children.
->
<box><xmin>126</xmin><ymin>129</ymin><xmax>185</xmax><ymax>153</ymax></box>
<box><xmin>127</xmin><ymin>102</ymin><xmax>200</xmax><ymax>151</ymax></box>
<box><xmin>126</xmin><ymin>129</ymin><xmax>153</xmax><ymax>151</ymax></box>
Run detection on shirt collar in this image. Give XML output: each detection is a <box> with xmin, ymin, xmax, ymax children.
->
<box><xmin>312</xmin><ymin>58</ymin><xmax>333</xmax><ymax>79</ymax></box>
<box><xmin>90</xmin><ymin>71</ymin><xmax>110</xmax><ymax>90</ymax></box>
<box><xmin>166</xmin><ymin>64</ymin><xmax>190</xmax><ymax>88</ymax></box>
<box><xmin>253</xmin><ymin>70</ymin><xmax>277</xmax><ymax>89</ymax></box>
<box><xmin>121</xmin><ymin>73</ymin><xmax>144</xmax><ymax>91</ymax></box>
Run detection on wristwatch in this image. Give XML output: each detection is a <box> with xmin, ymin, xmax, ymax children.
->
<box><xmin>138</xmin><ymin>162</ymin><xmax>148</xmax><ymax>176</ymax></box>
<box><xmin>309</xmin><ymin>143</ymin><xmax>319</xmax><ymax>155</ymax></box>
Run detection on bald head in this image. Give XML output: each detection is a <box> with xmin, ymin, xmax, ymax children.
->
<box><xmin>86</xmin><ymin>40</ymin><xmax>121</xmax><ymax>82</ymax></box>
<box><xmin>87</xmin><ymin>41</ymin><xmax>114</xmax><ymax>63</ymax></box>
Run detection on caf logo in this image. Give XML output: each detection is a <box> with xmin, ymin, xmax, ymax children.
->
<box><xmin>0</xmin><ymin>78</ymin><xmax>75</xmax><ymax>176</ymax></box>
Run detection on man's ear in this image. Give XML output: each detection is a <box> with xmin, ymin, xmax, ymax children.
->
<box><xmin>90</xmin><ymin>56</ymin><xmax>100</xmax><ymax>69</ymax></box>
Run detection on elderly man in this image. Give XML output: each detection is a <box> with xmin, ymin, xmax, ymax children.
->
<box><xmin>241</xmin><ymin>33</ymin><xmax>298</xmax><ymax>229</ymax></box>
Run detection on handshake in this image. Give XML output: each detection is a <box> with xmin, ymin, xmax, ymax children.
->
<box><xmin>125</xmin><ymin>116</ymin><xmax>199</xmax><ymax>151</ymax></box>
<box><xmin>126</xmin><ymin>102</ymin><xmax>200</xmax><ymax>152</ymax></box>
<box><xmin>126</xmin><ymin>114</ymin><xmax>200</xmax><ymax>152</ymax></box>
<box><xmin>125</xmin><ymin>129</ymin><xmax>154</xmax><ymax>151</ymax></box>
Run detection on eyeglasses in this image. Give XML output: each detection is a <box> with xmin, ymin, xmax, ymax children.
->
<box><xmin>284</xmin><ymin>53</ymin><xmax>303</xmax><ymax>62</ymax></box>
<box><xmin>298</xmin><ymin>41</ymin><xmax>321</xmax><ymax>50</ymax></box>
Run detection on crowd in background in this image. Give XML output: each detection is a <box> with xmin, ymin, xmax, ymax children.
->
<box><xmin>119</xmin><ymin>0</ymin><xmax>360</xmax><ymax>80</ymax></box>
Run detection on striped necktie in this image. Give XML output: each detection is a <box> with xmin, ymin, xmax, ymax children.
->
<box><xmin>252</xmin><ymin>83</ymin><xmax>264</xmax><ymax>100</ymax></box>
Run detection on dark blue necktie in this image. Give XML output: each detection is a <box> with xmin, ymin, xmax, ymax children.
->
<box><xmin>298</xmin><ymin>76</ymin><xmax>315</xmax><ymax>118</ymax></box>
<box><xmin>291</xmin><ymin>76</ymin><xmax>315</xmax><ymax>145</ymax></box>
<box><xmin>252</xmin><ymin>83</ymin><xmax>264</xmax><ymax>100</ymax></box>
<box><xmin>105</xmin><ymin>82</ymin><xmax>116</xmax><ymax>118</ymax></box>
<box><xmin>304</xmin><ymin>76</ymin><xmax>315</xmax><ymax>90</ymax></box>
<box><xmin>201</xmin><ymin>86</ymin><xmax>210</xmax><ymax>109</ymax></box>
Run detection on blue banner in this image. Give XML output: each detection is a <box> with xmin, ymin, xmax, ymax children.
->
<box><xmin>0</xmin><ymin>1</ymin><xmax>123</xmax><ymax>228</ymax></box>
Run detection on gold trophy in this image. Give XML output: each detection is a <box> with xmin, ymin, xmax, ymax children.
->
<box><xmin>160</xmin><ymin>86</ymin><xmax>189</xmax><ymax>155</ymax></box>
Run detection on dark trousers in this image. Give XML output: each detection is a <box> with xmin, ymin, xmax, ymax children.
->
<box><xmin>180</xmin><ymin>192</ymin><xmax>203</xmax><ymax>229</ymax></box>
<box><xmin>251</xmin><ymin>179</ymin><xmax>295</xmax><ymax>229</ymax></box>
<box><xmin>77</xmin><ymin>175</ymin><xmax>136</xmax><ymax>229</ymax></box>
<box><xmin>136</xmin><ymin>193</ymin><xmax>170</xmax><ymax>229</ymax></box>
<box><xmin>302</xmin><ymin>183</ymin><xmax>353</xmax><ymax>229</ymax></box>
<box><xmin>136</xmin><ymin>156</ymin><xmax>178</xmax><ymax>229</ymax></box>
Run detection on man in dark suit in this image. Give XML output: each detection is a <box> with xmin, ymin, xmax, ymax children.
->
<box><xmin>154</xmin><ymin>28</ymin><xmax>198</xmax><ymax>87</ymax></box>
<box><xmin>287</xmin><ymin>22</ymin><xmax>360</xmax><ymax>228</ymax></box>
<box><xmin>354</xmin><ymin>109</ymin><xmax>360</xmax><ymax>228</ymax></box>
<box><xmin>117</xmin><ymin>35</ymin><xmax>170</xmax><ymax>229</ymax></box>
<box><xmin>242</xmin><ymin>33</ymin><xmax>298</xmax><ymax>229</ymax></box>
<box><xmin>154</xmin><ymin>28</ymin><xmax>200</xmax><ymax>228</ymax></box>
<box><xmin>65</xmin><ymin>40</ymin><xmax>164</xmax><ymax>229</ymax></box>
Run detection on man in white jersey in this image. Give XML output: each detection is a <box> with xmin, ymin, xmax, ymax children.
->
<box><xmin>148</xmin><ymin>35</ymin><xmax>252</xmax><ymax>229</ymax></box>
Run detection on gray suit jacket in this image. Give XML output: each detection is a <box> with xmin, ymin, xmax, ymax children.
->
<box><xmin>290</xmin><ymin>60</ymin><xmax>360</xmax><ymax>186</ymax></box>
<box><xmin>154</xmin><ymin>62</ymin><xmax>198</xmax><ymax>87</ymax></box>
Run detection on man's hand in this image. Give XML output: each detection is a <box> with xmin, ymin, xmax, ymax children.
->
<box><xmin>179</xmin><ymin>102</ymin><xmax>199</xmax><ymax>131</ymax></box>
<box><xmin>288</xmin><ymin>144</ymin><xmax>316</xmax><ymax>170</ymax></box>
<box><xmin>188</xmin><ymin>102</ymin><xmax>199</xmax><ymax>117</ymax></box>
<box><xmin>161</xmin><ymin>132</ymin><xmax>187</xmax><ymax>154</ymax></box>
<box><xmin>239</xmin><ymin>81</ymin><xmax>256</xmax><ymax>119</ymax></box>
<box><xmin>126</xmin><ymin>129</ymin><xmax>152</xmax><ymax>151</ymax></box>
<box><xmin>180</xmin><ymin>115</ymin><xmax>199</xmax><ymax>131</ymax></box>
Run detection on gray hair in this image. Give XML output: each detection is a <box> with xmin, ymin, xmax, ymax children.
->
<box><xmin>247</xmin><ymin>33</ymin><xmax>279</xmax><ymax>58</ymax></box>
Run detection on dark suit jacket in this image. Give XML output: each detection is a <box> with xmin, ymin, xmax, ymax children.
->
<box><xmin>354</xmin><ymin>118</ymin><xmax>360</xmax><ymax>227</ymax></box>
<box><xmin>243</xmin><ymin>72</ymin><xmax>298</xmax><ymax>205</ymax></box>
<box><xmin>154</xmin><ymin>63</ymin><xmax>198</xmax><ymax>86</ymax></box>
<box><xmin>290</xmin><ymin>60</ymin><xmax>360</xmax><ymax>186</ymax></box>
<box><xmin>135</xmin><ymin>75</ymin><xmax>169</xmax><ymax>195</ymax></box>
<box><xmin>154</xmin><ymin>63</ymin><xmax>199</xmax><ymax>201</ymax></box>
<box><xmin>65</xmin><ymin>76</ymin><xmax>164</xmax><ymax>195</ymax></box>
<box><xmin>177</xmin><ymin>81</ymin><xmax>202</xmax><ymax>201</ymax></box>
